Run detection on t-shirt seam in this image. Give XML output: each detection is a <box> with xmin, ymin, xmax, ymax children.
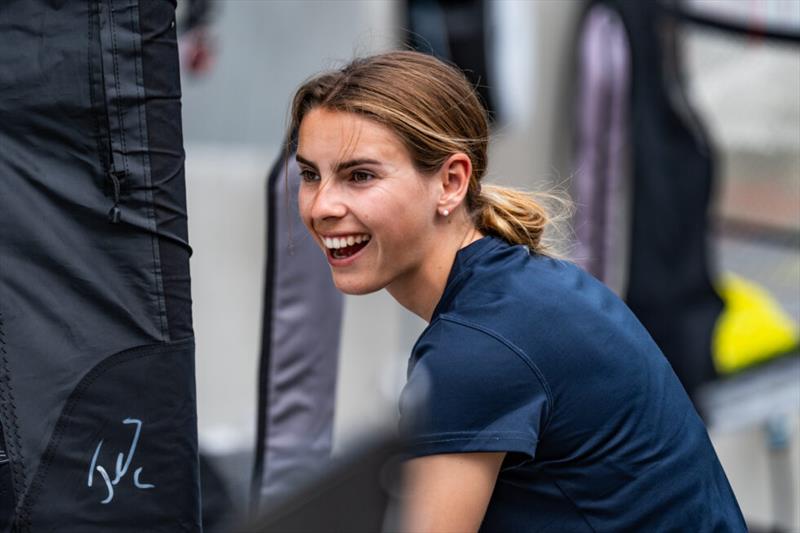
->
<box><xmin>541</xmin><ymin>471</ymin><xmax>598</xmax><ymax>532</ymax></box>
<box><xmin>437</xmin><ymin>315</ymin><xmax>554</xmax><ymax>412</ymax></box>
<box><xmin>406</xmin><ymin>435</ymin><xmax>538</xmax><ymax>451</ymax></box>
<box><xmin>409</xmin><ymin>316</ymin><xmax>442</xmax><ymax>358</ymax></box>
<box><xmin>408</xmin><ymin>432</ymin><xmax>538</xmax><ymax>443</ymax></box>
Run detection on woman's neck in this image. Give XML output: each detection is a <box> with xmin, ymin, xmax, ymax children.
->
<box><xmin>387</xmin><ymin>225</ymin><xmax>484</xmax><ymax>322</ymax></box>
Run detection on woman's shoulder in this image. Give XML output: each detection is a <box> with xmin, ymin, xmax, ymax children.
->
<box><xmin>456</xmin><ymin>239</ymin><xmax>602</xmax><ymax>310</ymax></box>
<box><xmin>411</xmin><ymin>316</ymin><xmax>552</xmax><ymax>400</ymax></box>
<box><xmin>452</xmin><ymin>240</ymin><xmax>637</xmax><ymax>333</ymax></box>
<box><xmin>441</xmin><ymin>242</ymin><xmax>672</xmax><ymax>386</ymax></box>
<box><xmin>402</xmin><ymin>317</ymin><xmax>552</xmax><ymax>460</ymax></box>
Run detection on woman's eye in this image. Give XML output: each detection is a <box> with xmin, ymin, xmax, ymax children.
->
<box><xmin>351</xmin><ymin>170</ymin><xmax>374</xmax><ymax>183</ymax></box>
<box><xmin>299</xmin><ymin>169</ymin><xmax>319</xmax><ymax>183</ymax></box>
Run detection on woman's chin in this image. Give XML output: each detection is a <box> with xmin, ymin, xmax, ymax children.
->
<box><xmin>332</xmin><ymin>276</ymin><xmax>382</xmax><ymax>296</ymax></box>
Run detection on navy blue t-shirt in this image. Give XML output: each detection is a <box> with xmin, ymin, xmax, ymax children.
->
<box><xmin>399</xmin><ymin>237</ymin><xmax>745</xmax><ymax>532</ymax></box>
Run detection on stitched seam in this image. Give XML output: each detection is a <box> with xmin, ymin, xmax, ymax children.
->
<box><xmin>0</xmin><ymin>313</ymin><xmax>30</xmax><ymax>531</ymax></box>
<box><xmin>408</xmin><ymin>436</ymin><xmax>538</xmax><ymax>445</ymax></box>
<box><xmin>542</xmin><ymin>470</ymin><xmax>598</xmax><ymax>532</ymax></box>
<box><xmin>437</xmin><ymin>316</ymin><xmax>554</xmax><ymax>408</ymax></box>
<box><xmin>88</xmin><ymin>1</ymin><xmax>109</xmax><ymax>182</ymax></box>
<box><xmin>130</xmin><ymin>1</ymin><xmax>168</xmax><ymax>341</ymax></box>
<box><xmin>96</xmin><ymin>0</ymin><xmax>121</xmax><ymax>211</ymax></box>
<box><xmin>436</xmin><ymin>316</ymin><xmax>555</xmax><ymax>435</ymax></box>
<box><xmin>107</xmin><ymin>0</ymin><xmax>129</xmax><ymax>178</ymax></box>
<box><xmin>410</xmin><ymin>431</ymin><xmax>528</xmax><ymax>437</ymax></box>
<box><xmin>19</xmin><ymin>338</ymin><xmax>193</xmax><ymax>521</ymax></box>
<box><xmin>408</xmin><ymin>316</ymin><xmax>441</xmax><ymax>365</ymax></box>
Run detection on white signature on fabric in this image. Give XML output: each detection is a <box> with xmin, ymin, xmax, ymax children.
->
<box><xmin>87</xmin><ymin>417</ymin><xmax>155</xmax><ymax>504</ymax></box>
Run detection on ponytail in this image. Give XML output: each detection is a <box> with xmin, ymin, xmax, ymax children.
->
<box><xmin>473</xmin><ymin>184</ymin><xmax>568</xmax><ymax>257</ymax></box>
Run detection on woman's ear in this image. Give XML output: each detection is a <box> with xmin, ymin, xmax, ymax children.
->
<box><xmin>438</xmin><ymin>153</ymin><xmax>472</xmax><ymax>215</ymax></box>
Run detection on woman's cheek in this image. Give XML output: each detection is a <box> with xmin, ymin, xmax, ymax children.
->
<box><xmin>297</xmin><ymin>191</ymin><xmax>313</xmax><ymax>229</ymax></box>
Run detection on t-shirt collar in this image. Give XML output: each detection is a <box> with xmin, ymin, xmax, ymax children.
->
<box><xmin>429</xmin><ymin>235</ymin><xmax>505</xmax><ymax>321</ymax></box>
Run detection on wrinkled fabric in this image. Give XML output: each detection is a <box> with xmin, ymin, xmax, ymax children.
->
<box><xmin>0</xmin><ymin>0</ymin><xmax>200</xmax><ymax>530</ymax></box>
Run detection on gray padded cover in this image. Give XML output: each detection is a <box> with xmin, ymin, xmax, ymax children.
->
<box><xmin>252</xmin><ymin>152</ymin><xmax>344</xmax><ymax>506</ymax></box>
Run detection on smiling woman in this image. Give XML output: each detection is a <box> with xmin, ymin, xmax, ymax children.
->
<box><xmin>288</xmin><ymin>51</ymin><xmax>746</xmax><ymax>532</ymax></box>
<box><xmin>296</xmin><ymin>107</ymin><xmax>458</xmax><ymax>302</ymax></box>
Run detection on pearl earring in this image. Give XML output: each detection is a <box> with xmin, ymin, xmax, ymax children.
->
<box><xmin>441</xmin><ymin>209</ymin><xmax>449</xmax><ymax>217</ymax></box>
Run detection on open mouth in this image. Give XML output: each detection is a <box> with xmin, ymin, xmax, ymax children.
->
<box><xmin>323</xmin><ymin>234</ymin><xmax>371</xmax><ymax>260</ymax></box>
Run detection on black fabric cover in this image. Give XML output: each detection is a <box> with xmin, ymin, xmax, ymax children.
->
<box><xmin>405</xmin><ymin>0</ymin><xmax>496</xmax><ymax>119</ymax></box>
<box><xmin>0</xmin><ymin>0</ymin><xmax>200</xmax><ymax>530</ymax></box>
<box><xmin>589</xmin><ymin>0</ymin><xmax>723</xmax><ymax>399</ymax></box>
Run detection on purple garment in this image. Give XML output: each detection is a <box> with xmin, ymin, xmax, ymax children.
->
<box><xmin>574</xmin><ymin>4</ymin><xmax>632</xmax><ymax>295</ymax></box>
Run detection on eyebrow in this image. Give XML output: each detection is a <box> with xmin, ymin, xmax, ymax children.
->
<box><xmin>295</xmin><ymin>154</ymin><xmax>318</xmax><ymax>170</ymax></box>
<box><xmin>295</xmin><ymin>154</ymin><xmax>382</xmax><ymax>173</ymax></box>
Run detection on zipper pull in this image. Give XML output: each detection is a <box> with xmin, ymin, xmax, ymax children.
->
<box><xmin>107</xmin><ymin>169</ymin><xmax>125</xmax><ymax>223</ymax></box>
<box><xmin>108</xmin><ymin>205</ymin><xmax>121</xmax><ymax>224</ymax></box>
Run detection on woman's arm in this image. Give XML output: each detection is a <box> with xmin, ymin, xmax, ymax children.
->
<box><xmin>400</xmin><ymin>452</ymin><xmax>506</xmax><ymax>533</ymax></box>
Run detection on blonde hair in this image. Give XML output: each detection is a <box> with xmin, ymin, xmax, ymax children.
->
<box><xmin>290</xmin><ymin>51</ymin><xmax>560</xmax><ymax>255</ymax></box>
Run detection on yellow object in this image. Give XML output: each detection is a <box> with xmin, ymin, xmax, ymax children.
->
<box><xmin>712</xmin><ymin>273</ymin><xmax>799</xmax><ymax>374</ymax></box>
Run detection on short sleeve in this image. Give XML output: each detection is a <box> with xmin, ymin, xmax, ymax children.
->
<box><xmin>399</xmin><ymin>318</ymin><xmax>549</xmax><ymax>465</ymax></box>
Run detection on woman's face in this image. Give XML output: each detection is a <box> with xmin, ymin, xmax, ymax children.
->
<box><xmin>296</xmin><ymin>108</ymin><xmax>442</xmax><ymax>295</ymax></box>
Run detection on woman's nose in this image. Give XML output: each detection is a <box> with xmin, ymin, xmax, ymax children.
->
<box><xmin>310</xmin><ymin>179</ymin><xmax>347</xmax><ymax>221</ymax></box>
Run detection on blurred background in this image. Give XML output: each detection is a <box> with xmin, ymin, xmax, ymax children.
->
<box><xmin>175</xmin><ymin>0</ymin><xmax>799</xmax><ymax>530</ymax></box>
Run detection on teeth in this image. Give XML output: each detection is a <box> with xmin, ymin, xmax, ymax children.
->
<box><xmin>323</xmin><ymin>234</ymin><xmax>370</xmax><ymax>249</ymax></box>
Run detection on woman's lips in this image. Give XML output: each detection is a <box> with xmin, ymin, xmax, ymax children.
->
<box><xmin>326</xmin><ymin>238</ymin><xmax>370</xmax><ymax>267</ymax></box>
